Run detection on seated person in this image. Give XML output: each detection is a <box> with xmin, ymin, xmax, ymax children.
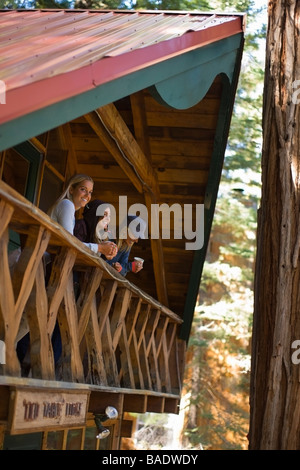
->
<box><xmin>106</xmin><ymin>214</ymin><xmax>146</xmax><ymax>277</ymax></box>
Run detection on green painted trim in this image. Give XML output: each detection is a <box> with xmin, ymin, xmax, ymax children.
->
<box><xmin>179</xmin><ymin>37</ymin><xmax>245</xmax><ymax>343</ymax></box>
<box><xmin>0</xmin><ymin>34</ymin><xmax>243</xmax><ymax>152</ymax></box>
<box><xmin>8</xmin><ymin>141</ymin><xmax>42</xmax><ymax>252</ymax></box>
<box><xmin>14</xmin><ymin>141</ymin><xmax>42</xmax><ymax>203</ymax></box>
<box><xmin>149</xmin><ymin>48</ymin><xmax>238</xmax><ymax>110</ymax></box>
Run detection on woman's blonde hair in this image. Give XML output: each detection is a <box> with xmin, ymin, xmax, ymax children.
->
<box><xmin>48</xmin><ymin>174</ymin><xmax>94</xmax><ymax>216</ymax></box>
<box><xmin>117</xmin><ymin>226</ymin><xmax>134</xmax><ymax>252</ymax></box>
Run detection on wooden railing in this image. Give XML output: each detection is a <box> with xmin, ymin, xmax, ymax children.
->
<box><xmin>0</xmin><ymin>181</ymin><xmax>185</xmax><ymax>398</ymax></box>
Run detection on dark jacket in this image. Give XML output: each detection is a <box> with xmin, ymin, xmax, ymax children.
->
<box><xmin>74</xmin><ymin>199</ymin><xmax>108</xmax><ymax>243</ymax></box>
<box><xmin>106</xmin><ymin>247</ymin><xmax>133</xmax><ymax>277</ymax></box>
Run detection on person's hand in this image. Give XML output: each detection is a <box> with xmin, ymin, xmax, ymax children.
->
<box><xmin>133</xmin><ymin>261</ymin><xmax>143</xmax><ymax>273</ymax></box>
<box><xmin>112</xmin><ymin>262</ymin><xmax>122</xmax><ymax>272</ymax></box>
<box><xmin>98</xmin><ymin>241</ymin><xmax>118</xmax><ymax>259</ymax></box>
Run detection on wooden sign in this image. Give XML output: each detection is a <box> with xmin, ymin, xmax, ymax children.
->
<box><xmin>8</xmin><ymin>388</ymin><xmax>90</xmax><ymax>434</ymax></box>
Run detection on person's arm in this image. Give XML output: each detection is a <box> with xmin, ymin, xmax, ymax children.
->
<box><xmin>107</xmin><ymin>249</ymin><xmax>132</xmax><ymax>276</ymax></box>
<box><xmin>53</xmin><ymin>200</ymin><xmax>117</xmax><ymax>256</ymax></box>
<box><xmin>54</xmin><ymin>199</ymin><xmax>75</xmax><ymax>234</ymax></box>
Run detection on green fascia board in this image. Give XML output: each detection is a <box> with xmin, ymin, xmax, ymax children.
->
<box><xmin>0</xmin><ymin>34</ymin><xmax>243</xmax><ymax>152</ymax></box>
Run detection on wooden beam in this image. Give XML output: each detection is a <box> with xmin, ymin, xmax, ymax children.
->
<box><xmin>59</xmin><ymin>123</ymin><xmax>78</xmax><ymax>179</ymax></box>
<box><xmin>130</xmin><ymin>91</ymin><xmax>152</xmax><ymax>162</ymax></box>
<box><xmin>84</xmin><ymin>112</ymin><xmax>143</xmax><ymax>193</ymax></box>
<box><xmin>92</xmin><ymin>103</ymin><xmax>160</xmax><ymax>196</ymax></box>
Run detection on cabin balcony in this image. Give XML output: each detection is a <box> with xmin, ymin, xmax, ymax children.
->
<box><xmin>0</xmin><ymin>180</ymin><xmax>186</xmax><ymax>417</ymax></box>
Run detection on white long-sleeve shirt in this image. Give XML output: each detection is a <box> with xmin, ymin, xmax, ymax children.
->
<box><xmin>50</xmin><ymin>199</ymin><xmax>98</xmax><ymax>253</ymax></box>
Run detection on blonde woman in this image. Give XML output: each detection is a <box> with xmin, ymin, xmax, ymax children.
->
<box><xmin>49</xmin><ymin>174</ymin><xmax>117</xmax><ymax>259</ymax></box>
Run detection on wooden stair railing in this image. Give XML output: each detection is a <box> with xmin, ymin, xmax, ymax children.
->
<box><xmin>0</xmin><ymin>181</ymin><xmax>185</xmax><ymax>396</ymax></box>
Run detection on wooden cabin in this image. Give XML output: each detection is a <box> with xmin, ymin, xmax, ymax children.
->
<box><xmin>0</xmin><ymin>9</ymin><xmax>245</xmax><ymax>450</ymax></box>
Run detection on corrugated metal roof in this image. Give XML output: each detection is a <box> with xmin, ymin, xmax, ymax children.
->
<box><xmin>0</xmin><ymin>9</ymin><xmax>243</xmax><ymax>91</ymax></box>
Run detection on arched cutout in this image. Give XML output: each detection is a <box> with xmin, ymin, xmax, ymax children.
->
<box><xmin>148</xmin><ymin>50</ymin><xmax>236</xmax><ymax>110</ymax></box>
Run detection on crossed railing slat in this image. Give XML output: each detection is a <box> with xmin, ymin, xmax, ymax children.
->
<box><xmin>0</xmin><ymin>190</ymin><xmax>185</xmax><ymax>396</ymax></box>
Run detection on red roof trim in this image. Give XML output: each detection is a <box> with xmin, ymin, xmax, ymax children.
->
<box><xmin>0</xmin><ymin>15</ymin><xmax>243</xmax><ymax>125</ymax></box>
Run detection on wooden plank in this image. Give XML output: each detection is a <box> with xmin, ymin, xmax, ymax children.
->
<box><xmin>110</xmin><ymin>394</ymin><xmax>124</xmax><ymax>451</ymax></box>
<box><xmin>152</xmin><ymin>154</ymin><xmax>211</xmax><ymax>171</ymax></box>
<box><xmin>145</xmin><ymin>311</ymin><xmax>162</xmax><ymax>392</ymax></box>
<box><xmin>95</xmin><ymin>103</ymin><xmax>160</xmax><ymax>197</ymax></box>
<box><xmin>26</xmin><ymin>261</ymin><xmax>55</xmax><ymax>380</ymax></box>
<box><xmin>98</xmin><ymin>280</ymin><xmax>118</xmax><ymax>335</ymax></box>
<box><xmin>150</xmin><ymin>139</ymin><xmax>213</xmax><ymax>158</ymax></box>
<box><xmin>130</xmin><ymin>91</ymin><xmax>152</xmax><ymax>162</ymax></box>
<box><xmin>133</xmin><ymin>304</ymin><xmax>152</xmax><ymax>388</ymax></box>
<box><xmin>12</xmin><ymin>225</ymin><xmax>51</xmax><ymax>335</ymax></box>
<box><xmin>146</xmin><ymin>111</ymin><xmax>218</xmax><ymax>128</ymax></box>
<box><xmin>145</xmin><ymin>310</ymin><xmax>161</xmax><ymax>356</ymax></box>
<box><xmin>30</xmin><ymin>137</ymin><xmax>47</xmax><ymax>154</ymax></box>
<box><xmin>60</xmin><ymin>123</ymin><xmax>79</xmax><ymax>179</ymax></box>
<box><xmin>117</xmin><ymin>297</ymin><xmax>144</xmax><ymax>388</ymax></box>
<box><xmin>157</xmin><ymin>168</ymin><xmax>209</xmax><ymax>185</ymax></box>
<box><xmin>88</xmin><ymin>392</ymin><xmax>123</xmax><ymax>414</ymax></box>
<box><xmin>0</xmin><ymin>199</ymin><xmax>14</xmax><ymax>239</ymax></box>
<box><xmin>125</xmin><ymin>297</ymin><xmax>142</xmax><ymax>344</ymax></box>
<box><xmin>101</xmin><ymin>317</ymin><xmax>120</xmax><ymax>387</ymax></box>
<box><xmin>111</xmin><ymin>288</ymin><xmax>132</xmax><ymax>350</ymax></box>
<box><xmin>0</xmin><ymin>228</ymin><xmax>20</xmax><ymax>376</ymax></box>
<box><xmin>84</xmin><ymin>296</ymin><xmax>108</xmax><ymax>386</ymax></box>
<box><xmin>136</xmin><ymin>304</ymin><xmax>151</xmax><ymax>350</ymax></box>
<box><xmin>77</xmin><ymin>163</ymin><xmax>127</xmax><ymax>181</ymax></box>
<box><xmin>84</xmin><ymin>112</ymin><xmax>143</xmax><ymax>193</ymax></box>
<box><xmin>155</xmin><ymin>317</ymin><xmax>170</xmax><ymax>357</ymax></box>
<box><xmin>130</xmin><ymin>331</ymin><xmax>145</xmax><ymax>389</ymax></box>
<box><xmin>62</xmin><ymin>275</ymin><xmax>84</xmax><ymax>383</ymax></box>
<box><xmin>47</xmin><ymin>247</ymin><xmax>77</xmax><ymax>335</ymax></box>
<box><xmin>77</xmin><ymin>267</ymin><xmax>103</xmax><ymax>343</ymax></box>
<box><xmin>158</xmin><ymin>329</ymin><xmax>172</xmax><ymax>393</ymax></box>
<box><xmin>139</xmin><ymin>337</ymin><xmax>152</xmax><ymax>391</ymax></box>
<box><xmin>57</xmin><ymin>304</ymin><xmax>73</xmax><ymax>382</ymax></box>
<box><xmin>118</xmin><ymin>323</ymin><xmax>135</xmax><ymax>388</ymax></box>
<box><xmin>164</xmin><ymin>324</ymin><xmax>185</xmax><ymax>390</ymax></box>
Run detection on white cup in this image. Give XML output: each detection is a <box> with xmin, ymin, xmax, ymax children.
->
<box><xmin>134</xmin><ymin>257</ymin><xmax>144</xmax><ymax>265</ymax></box>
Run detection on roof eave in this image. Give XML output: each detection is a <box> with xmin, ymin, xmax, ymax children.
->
<box><xmin>0</xmin><ymin>16</ymin><xmax>244</xmax><ymax>126</ymax></box>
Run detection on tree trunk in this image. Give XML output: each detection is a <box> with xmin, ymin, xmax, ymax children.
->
<box><xmin>249</xmin><ymin>1</ymin><xmax>300</xmax><ymax>449</ymax></box>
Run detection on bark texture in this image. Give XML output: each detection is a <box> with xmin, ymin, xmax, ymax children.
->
<box><xmin>249</xmin><ymin>1</ymin><xmax>300</xmax><ymax>449</ymax></box>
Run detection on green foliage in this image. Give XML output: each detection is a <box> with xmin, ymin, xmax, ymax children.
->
<box><xmin>131</xmin><ymin>0</ymin><xmax>211</xmax><ymax>11</ymax></box>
